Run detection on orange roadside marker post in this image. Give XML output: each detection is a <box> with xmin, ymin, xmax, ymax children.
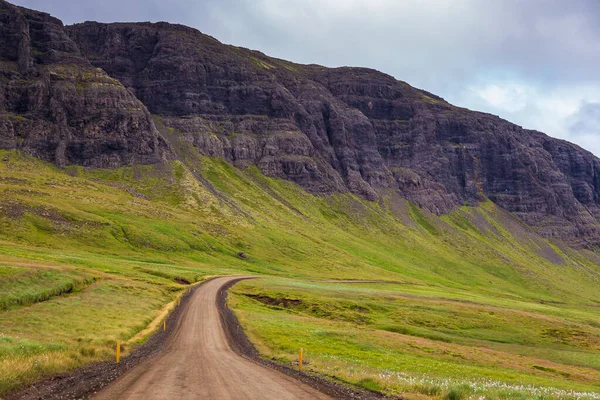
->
<box><xmin>164</xmin><ymin>320</ymin><xmax>166</xmax><ymax>331</ymax></box>
<box><xmin>116</xmin><ymin>342</ymin><xmax>121</xmax><ymax>364</ymax></box>
<box><xmin>178</xmin><ymin>298</ymin><xmax>180</xmax><ymax>306</ymax></box>
<box><xmin>299</xmin><ymin>348</ymin><xmax>303</xmax><ymax>372</ymax></box>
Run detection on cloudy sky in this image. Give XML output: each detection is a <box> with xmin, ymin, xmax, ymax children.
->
<box><xmin>13</xmin><ymin>0</ymin><xmax>600</xmax><ymax>156</ymax></box>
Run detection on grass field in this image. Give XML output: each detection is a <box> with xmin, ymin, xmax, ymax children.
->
<box><xmin>1</xmin><ymin>142</ymin><xmax>599</xmax><ymax>398</ymax></box>
<box><xmin>230</xmin><ymin>279</ymin><xmax>600</xmax><ymax>399</ymax></box>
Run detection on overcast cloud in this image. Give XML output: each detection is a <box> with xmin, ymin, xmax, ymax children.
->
<box><xmin>12</xmin><ymin>0</ymin><xmax>600</xmax><ymax>156</ymax></box>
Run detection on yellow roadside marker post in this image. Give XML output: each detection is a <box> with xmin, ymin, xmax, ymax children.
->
<box><xmin>178</xmin><ymin>298</ymin><xmax>181</xmax><ymax>306</ymax></box>
<box><xmin>299</xmin><ymin>348</ymin><xmax>303</xmax><ymax>372</ymax></box>
<box><xmin>116</xmin><ymin>342</ymin><xmax>121</xmax><ymax>364</ymax></box>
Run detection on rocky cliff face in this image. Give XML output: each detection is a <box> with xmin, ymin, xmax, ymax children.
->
<box><xmin>1</xmin><ymin>1</ymin><xmax>599</xmax><ymax>248</ymax></box>
<box><xmin>0</xmin><ymin>1</ymin><xmax>170</xmax><ymax>168</ymax></box>
<box><xmin>65</xmin><ymin>21</ymin><xmax>600</xmax><ymax>247</ymax></box>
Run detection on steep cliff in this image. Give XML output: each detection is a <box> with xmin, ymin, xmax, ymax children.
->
<box><xmin>0</xmin><ymin>1</ymin><xmax>170</xmax><ymax>168</ymax></box>
<box><xmin>0</xmin><ymin>0</ymin><xmax>597</xmax><ymax>247</ymax></box>
<box><xmin>64</xmin><ymin>21</ymin><xmax>600</xmax><ymax>247</ymax></box>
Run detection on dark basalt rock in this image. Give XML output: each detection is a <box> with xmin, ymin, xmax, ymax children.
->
<box><xmin>65</xmin><ymin>21</ymin><xmax>600</xmax><ymax>247</ymax></box>
<box><xmin>1</xmin><ymin>1</ymin><xmax>599</xmax><ymax>248</ymax></box>
<box><xmin>0</xmin><ymin>1</ymin><xmax>171</xmax><ymax>168</ymax></box>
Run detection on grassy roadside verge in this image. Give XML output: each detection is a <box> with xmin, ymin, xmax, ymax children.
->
<box><xmin>229</xmin><ymin>278</ymin><xmax>600</xmax><ymax>399</ymax></box>
<box><xmin>0</xmin><ymin>263</ymin><xmax>175</xmax><ymax>394</ymax></box>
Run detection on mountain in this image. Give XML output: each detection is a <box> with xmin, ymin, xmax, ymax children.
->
<box><xmin>0</xmin><ymin>1</ymin><xmax>171</xmax><ymax>168</ymax></box>
<box><xmin>1</xmin><ymin>0</ymin><xmax>600</xmax><ymax>248</ymax></box>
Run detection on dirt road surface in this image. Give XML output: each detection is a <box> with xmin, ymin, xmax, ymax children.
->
<box><xmin>93</xmin><ymin>276</ymin><xmax>331</xmax><ymax>400</ymax></box>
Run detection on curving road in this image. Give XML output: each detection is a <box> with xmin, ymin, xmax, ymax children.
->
<box><xmin>94</xmin><ymin>276</ymin><xmax>330</xmax><ymax>400</ymax></box>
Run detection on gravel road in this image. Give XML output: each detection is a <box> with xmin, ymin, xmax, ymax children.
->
<box><xmin>93</xmin><ymin>276</ymin><xmax>331</xmax><ymax>400</ymax></box>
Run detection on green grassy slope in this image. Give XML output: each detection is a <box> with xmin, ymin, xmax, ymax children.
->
<box><xmin>0</xmin><ymin>143</ymin><xmax>599</xmax><ymax>398</ymax></box>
